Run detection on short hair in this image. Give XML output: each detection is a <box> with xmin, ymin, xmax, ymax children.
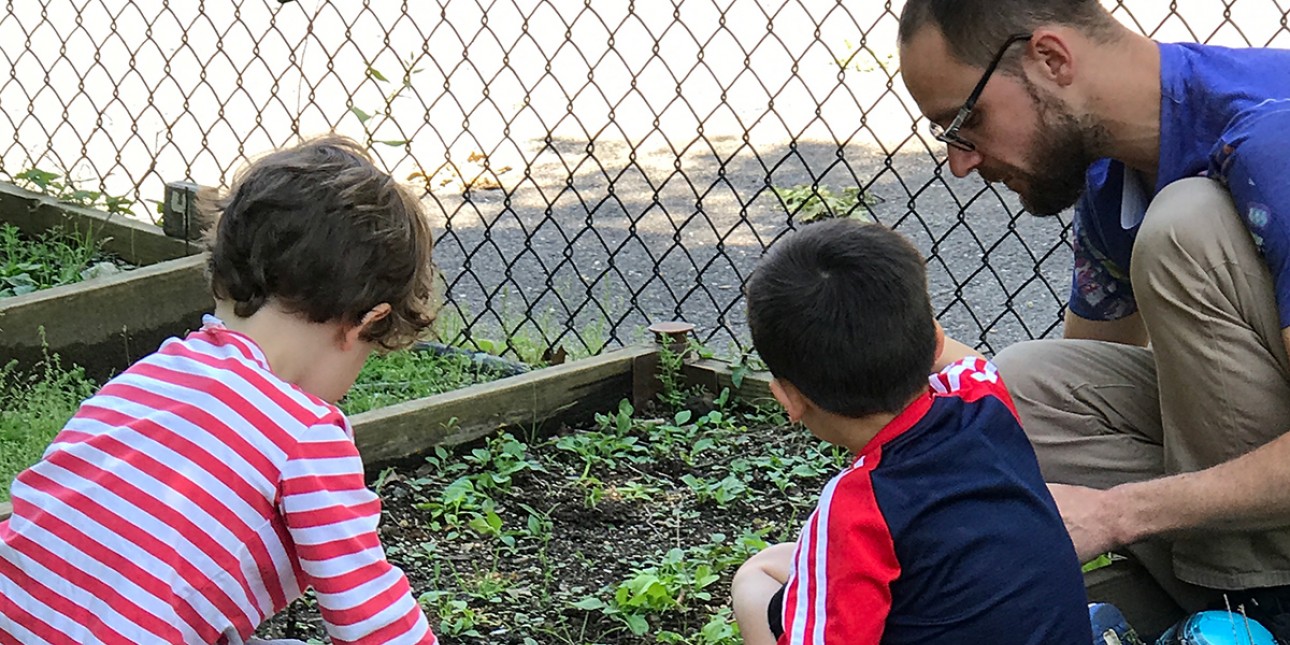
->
<box><xmin>898</xmin><ymin>0</ymin><xmax>1119</xmax><ymax>70</ymax></box>
<box><xmin>205</xmin><ymin>134</ymin><xmax>438</xmax><ymax>350</ymax></box>
<box><xmin>746</xmin><ymin>219</ymin><xmax>937</xmax><ymax>417</ymax></box>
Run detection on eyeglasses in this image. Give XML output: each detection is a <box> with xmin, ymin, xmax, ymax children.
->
<box><xmin>929</xmin><ymin>33</ymin><xmax>1033</xmax><ymax>152</ymax></box>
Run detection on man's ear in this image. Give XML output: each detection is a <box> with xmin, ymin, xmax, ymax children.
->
<box><xmin>770</xmin><ymin>377</ymin><xmax>810</xmax><ymax>424</ymax></box>
<box><xmin>1028</xmin><ymin>28</ymin><xmax>1077</xmax><ymax>87</ymax></box>
<box><xmin>342</xmin><ymin>303</ymin><xmax>393</xmax><ymax>350</ymax></box>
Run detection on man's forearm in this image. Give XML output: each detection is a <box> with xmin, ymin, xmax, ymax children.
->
<box><xmin>1110</xmin><ymin>430</ymin><xmax>1290</xmax><ymax>545</ymax></box>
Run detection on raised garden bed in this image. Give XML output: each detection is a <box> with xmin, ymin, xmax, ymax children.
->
<box><xmin>0</xmin><ymin>329</ymin><xmax>1177</xmax><ymax>637</ymax></box>
<box><xmin>341</xmin><ymin>343</ymin><xmax>529</xmax><ymax>416</ymax></box>
<box><xmin>0</xmin><ymin>223</ymin><xmax>132</xmax><ymax>297</ymax></box>
<box><xmin>253</xmin><ymin>344</ymin><xmax>1180</xmax><ymax>644</ymax></box>
<box><xmin>260</xmin><ymin>356</ymin><xmax>843</xmax><ymax>644</ymax></box>
<box><xmin>0</xmin><ymin>343</ymin><xmax>531</xmax><ymax>503</ymax></box>
<box><xmin>0</xmin><ymin>181</ymin><xmax>209</xmax><ymax>380</ymax></box>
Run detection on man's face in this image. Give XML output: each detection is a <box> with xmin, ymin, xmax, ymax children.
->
<box><xmin>899</xmin><ymin>26</ymin><xmax>1098</xmax><ymax>215</ymax></box>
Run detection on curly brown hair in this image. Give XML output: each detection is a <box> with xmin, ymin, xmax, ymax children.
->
<box><xmin>204</xmin><ymin>134</ymin><xmax>438</xmax><ymax>350</ymax></box>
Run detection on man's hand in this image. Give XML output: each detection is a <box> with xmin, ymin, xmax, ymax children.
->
<box><xmin>1048</xmin><ymin>483</ymin><xmax>1125</xmax><ymax>562</ymax></box>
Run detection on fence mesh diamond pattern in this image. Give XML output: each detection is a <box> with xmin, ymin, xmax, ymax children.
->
<box><xmin>3</xmin><ymin>0</ymin><xmax>1288</xmax><ymax>359</ymax></box>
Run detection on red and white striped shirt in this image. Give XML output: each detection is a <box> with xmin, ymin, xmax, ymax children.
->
<box><xmin>0</xmin><ymin>319</ymin><xmax>436</xmax><ymax>645</ymax></box>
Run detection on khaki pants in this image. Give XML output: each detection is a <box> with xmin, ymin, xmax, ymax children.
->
<box><xmin>994</xmin><ymin>178</ymin><xmax>1290</xmax><ymax>605</ymax></box>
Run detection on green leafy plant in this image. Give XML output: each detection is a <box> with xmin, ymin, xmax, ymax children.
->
<box><xmin>556</xmin><ymin>424</ymin><xmax>649</xmax><ymax>481</ymax></box>
<box><xmin>0</xmin><ymin>351</ymin><xmax>99</xmax><ymax>501</ymax></box>
<box><xmin>340</xmin><ymin>349</ymin><xmax>506</xmax><ymax>415</ymax></box>
<box><xmin>13</xmin><ymin>167</ymin><xmax>136</xmax><ymax>215</ymax></box>
<box><xmin>657</xmin><ymin>607</ymin><xmax>742</xmax><ymax>645</ymax></box>
<box><xmin>681</xmin><ymin>473</ymin><xmax>748</xmax><ymax>507</ymax></box>
<box><xmin>0</xmin><ymin>223</ymin><xmax>122</xmax><ymax>298</ymax></box>
<box><xmin>656</xmin><ymin>342</ymin><xmax>706</xmax><ymax>412</ymax></box>
<box><xmin>774</xmin><ymin>183</ymin><xmax>879</xmax><ymax>223</ymax></box>
<box><xmin>349</xmin><ymin>56</ymin><xmax>424</xmax><ymax>148</ymax></box>
<box><xmin>419</xmin><ymin>589</ymin><xmax>485</xmax><ymax>638</ymax></box>
<box><xmin>574</xmin><ymin>546</ymin><xmax>724</xmax><ymax>636</ymax></box>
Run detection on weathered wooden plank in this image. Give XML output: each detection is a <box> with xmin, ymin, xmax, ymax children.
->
<box><xmin>682</xmin><ymin>357</ymin><xmax>775</xmax><ymax>402</ymax></box>
<box><xmin>0</xmin><ymin>181</ymin><xmax>198</xmax><ymax>266</ymax></box>
<box><xmin>0</xmin><ymin>254</ymin><xmax>212</xmax><ymax>380</ymax></box>
<box><xmin>351</xmin><ymin>344</ymin><xmax>656</xmax><ymax>468</ymax></box>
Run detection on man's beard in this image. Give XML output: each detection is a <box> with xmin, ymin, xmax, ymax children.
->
<box><xmin>1012</xmin><ymin>83</ymin><xmax>1106</xmax><ymax>217</ymax></box>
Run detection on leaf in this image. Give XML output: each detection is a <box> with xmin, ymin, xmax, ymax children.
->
<box><xmin>731</xmin><ymin>363</ymin><xmax>748</xmax><ymax>389</ymax></box>
<box><xmin>572</xmin><ymin>596</ymin><xmax>605</xmax><ymax>611</ymax></box>
<box><xmin>624</xmin><ymin>613</ymin><xmax>649</xmax><ymax>635</ymax></box>
<box><xmin>367</xmin><ymin>66</ymin><xmax>390</xmax><ymax>82</ymax></box>
<box><xmin>1082</xmin><ymin>553</ymin><xmax>1115</xmax><ymax>573</ymax></box>
<box><xmin>349</xmin><ymin>106</ymin><xmax>372</xmax><ymax>123</ymax></box>
<box><xmin>673</xmin><ymin>410</ymin><xmax>692</xmax><ymax>425</ymax></box>
<box><xmin>377</xmin><ymin>139</ymin><xmax>410</xmax><ymax>147</ymax></box>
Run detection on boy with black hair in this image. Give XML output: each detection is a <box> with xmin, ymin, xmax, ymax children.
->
<box><xmin>0</xmin><ymin>135</ymin><xmax>438</xmax><ymax>644</ymax></box>
<box><xmin>731</xmin><ymin>218</ymin><xmax>1091</xmax><ymax>644</ymax></box>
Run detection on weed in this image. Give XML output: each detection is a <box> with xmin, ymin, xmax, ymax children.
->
<box><xmin>657</xmin><ymin>342</ymin><xmax>703</xmax><ymax>412</ymax></box>
<box><xmin>436</xmin><ymin>293</ymin><xmax>612</xmax><ymax>365</ymax></box>
<box><xmin>419</xmin><ymin>589</ymin><xmax>485</xmax><ymax>638</ymax></box>
<box><xmin>556</xmin><ymin>430</ymin><xmax>648</xmax><ymax>481</ymax></box>
<box><xmin>340</xmin><ymin>348</ymin><xmax>506</xmax><ymax>415</ymax></box>
<box><xmin>773</xmin><ymin>183</ymin><xmax>879</xmax><ymax>223</ymax></box>
<box><xmin>13</xmin><ymin>167</ymin><xmax>136</xmax><ymax>216</ymax></box>
<box><xmin>574</xmin><ymin>545</ymin><xmax>724</xmax><ymax>636</ymax></box>
<box><xmin>681</xmin><ymin>473</ymin><xmax>748</xmax><ymax>508</ymax></box>
<box><xmin>657</xmin><ymin>607</ymin><xmax>741</xmax><ymax>645</ymax></box>
<box><xmin>0</xmin><ymin>352</ymin><xmax>98</xmax><ymax>501</ymax></box>
<box><xmin>348</xmin><ymin>57</ymin><xmax>423</xmax><ymax>148</ymax></box>
<box><xmin>462</xmin><ymin>432</ymin><xmax>546</xmax><ymax>493</ymax></box>
<box><xmin>0</xmin><ymin>223</ymin><xmax>122</xmax><ymax>298</ymax></box>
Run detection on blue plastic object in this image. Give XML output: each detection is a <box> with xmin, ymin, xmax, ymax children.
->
<box><xmin>1090</xmin><ymin>602</ymin><xmax>1145</xmax><ymax>645</ymax></box>
<box><xmin>1155</xmin><ymin>611</ymin><xmax>1278</xmax><ymax>645</ymax></box>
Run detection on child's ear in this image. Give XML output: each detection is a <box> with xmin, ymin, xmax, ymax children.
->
<box><xmin>341</xmin><ymin>303</ymin><xmax>393</xmax><ymax>350</ymax></box>
<box><xmin>769</xmin><ymin>378</ymin><xmax>809</xmax><ymax>424</ymax></box>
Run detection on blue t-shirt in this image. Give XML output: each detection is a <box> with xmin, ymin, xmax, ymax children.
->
<box><xmin>1070</xmin><ymin>42</ymin><xmax>1290</xmax><ymax>326</ymax></box>
<box><xmin>773</xmin><ymin>359</ymin><xmax>1090</xmax><ymax>643</ymax></box>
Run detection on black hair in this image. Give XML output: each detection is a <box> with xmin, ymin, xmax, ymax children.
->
<box><xmin>746</xmin><ymin>219</ymin><xmax>937</xmax><ymax>417</ymax></box>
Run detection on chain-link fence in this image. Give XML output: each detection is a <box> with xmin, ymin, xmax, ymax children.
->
<box><xmin>3</xmin><ymin>0</ymin><xmax>1288</xmax><ymax>359</ymax></box>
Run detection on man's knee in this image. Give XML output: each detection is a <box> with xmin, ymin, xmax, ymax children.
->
<box><xmin>993</xmin><ymin>339</ymin><xmax>1050</xmax><ymax>400</ymax></box>
<box><xmin>1131</xmin><ymin>177</ymin><xmax>1240</xmax><ymax>286</ymax></box>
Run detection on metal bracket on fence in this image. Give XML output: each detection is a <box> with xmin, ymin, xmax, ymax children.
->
<box><xmin>647</xmin><ymin>321</ymin><xmax>695</xmax><ymax>356</ymax></box>
<box><xmin>162</xmin><ymin>180</ymin><xmax>202</xmax><ymax>243</ymax></box>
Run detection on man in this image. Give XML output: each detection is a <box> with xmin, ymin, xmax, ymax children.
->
<box><xmin>896</xmin><ymin>0</ymin><xmax>1290</xmax><ymax>635</ymax></box>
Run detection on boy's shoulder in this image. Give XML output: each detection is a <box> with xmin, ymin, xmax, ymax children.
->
<box><xmin>109</xmin><ymin>319</ymin><xmax>346</xmax><ymax>434</ymax></box>
<box><xmin>927</xmin><ymin>357</ymin><xmax>1017</xmax><ymax>413</ymax></box>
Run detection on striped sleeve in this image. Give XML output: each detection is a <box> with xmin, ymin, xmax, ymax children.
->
<box><xmin>279</xmin><ymin>421</ymin><xmax>436</xmax><ymax>645</ymax></box>
<box><xmin>928</xmin><ymin>357</ymin><xmax>1019</xmax><ymax>418</ymax></box>
<box><xmin>778</xmin><ymin>457</ymin><xmax>900</xmax><ymax>645</ymax></box>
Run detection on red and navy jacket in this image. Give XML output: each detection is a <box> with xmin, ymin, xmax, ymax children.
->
<box><xmin>777</xmin><ymin>358</ymin><xmax>1091</xmax><ymax>644</ymax></box>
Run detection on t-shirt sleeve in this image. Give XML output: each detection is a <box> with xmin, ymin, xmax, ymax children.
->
<box><xmin>929</xmin><ymin>357</ymin><xmax>1019</xmax><ymax>419</ymax></box>
<box><xmin>1068</xmin><ymin>160</ymin><xmax>1139</xmax><ymax>322</ymax></box>
<box><xmin>1209</xmin><ymin>101</ymin><xmax>1290</xmax><ymax>329</ymax></box>
<box><xmin>777</xmin><ymin>469</ymin><xmax>900</xmax><ymax>644</ymax></box>
<box><xmin>279</xmin><ymin>419</ymin><xmax>437</xmax><ymax>645</ymax></box>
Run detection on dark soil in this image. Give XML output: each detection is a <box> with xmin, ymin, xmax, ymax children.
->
<box><xmin>256</xmin><ymin>391</ymin><xmax>844</xmax><ymax>644</ymax></box>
